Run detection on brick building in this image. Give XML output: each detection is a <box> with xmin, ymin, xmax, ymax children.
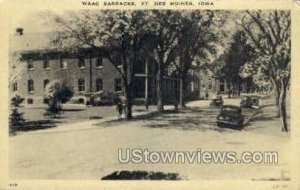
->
<box><xmin>10</xmin><ymin>32</ymin><xmax>199</xmax><ymax>105</ymax></box>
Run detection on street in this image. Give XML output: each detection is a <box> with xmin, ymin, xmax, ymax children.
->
<box><xmin>9</xmin><ymin>96</ymin><xmax>290</xmax><ymax>180</ymax></box>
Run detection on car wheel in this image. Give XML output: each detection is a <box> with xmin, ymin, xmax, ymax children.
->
<box><xmin>217</xmin><ymin>122</ymin><xmax>222</xmax><ymax>127</ymax></box>
<box><xmin>238</xmin><ymin>121</ymin><xmax>243</xmax><ymax>128</ymax></box>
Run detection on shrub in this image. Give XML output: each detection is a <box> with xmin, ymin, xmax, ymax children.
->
<box><xmin>9</xmin><ymin>108</ymin><xmax>25</xmax><ymax>134</ymax></box>
<box><xmin>78</xmin><ymin>98</ymin><xmax>85</xmax><ymax>104</ymax></box>
<box><xmin>44</xmin><ymin>80</ymin><xmax>73</xmax><ymax>117</ymax></box>
<box><xmin>44</xmin><ymin>100</ymin><xmax>62</xmax><ymax>118</ymax></box>
<box><xmin>45</xmin><ymin>80</ymin><xmax>74</xmax><ymax>104</ymax></box>
<box><xmin>99</xmin><ymin>91</ymin><xmax>117</xmax><ymax>105</ymax></box>
<box><xmin>11</xmin><ymin>95</ymin><xmax>24</xmax><ymax>107</ymax></box>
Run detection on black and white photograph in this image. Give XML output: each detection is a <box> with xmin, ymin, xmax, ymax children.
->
<box><xmin>2</xmin><ymin>2</ymin><xmax>298</xmax><ymax>188</ymax></box>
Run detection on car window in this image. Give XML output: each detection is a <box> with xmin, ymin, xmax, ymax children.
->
<box><xmin>222</xmin><ymin>107</ymin><xmax>240</xmax><ymax>114</ymax></box>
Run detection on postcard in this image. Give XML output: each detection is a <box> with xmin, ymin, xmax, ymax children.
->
<box><xmin>0</xmin><ymin>0</ymin><xmax>299</xmax><ymax>189</ymax></box>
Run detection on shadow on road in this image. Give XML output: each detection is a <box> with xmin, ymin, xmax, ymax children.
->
<box><xmin>99</xmin><ymin>107</ymin><xmax>242</xmax><ymax>133</ymax></box>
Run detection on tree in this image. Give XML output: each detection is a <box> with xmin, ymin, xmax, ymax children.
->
<box><xmin>239</xmin><ymin>10</ymin><xmax>291</xmax><ymax>132</ymax></box>
<box><xmin>221</xmin><ymin>30</ymin><xmax>256</xmax><ymax>97</ymax></box>
<box><xmin>175</xmin><ymin>11</ymin><xmax>221</xmax><ymax>107</ymax></box>
<box><xmin>10</xmin><ymin>95</ymin><xmax>25</xmax><ymax>134</ymax></box>
<box><xmin>44</xmin><ymin>80</ymin><xmax>74</xmax><ymax>117</ymax></box>
<box><xmin>9</xmin><ymin>108</ymin><xmax>25</xmax><ymax>134</ymax></box>
<box><xmin>9</xmin><ymin>53</ymin><xmax>24</xmax><ymax>88</ymax></box>
<box><xmin>143</xmin><ymin>10</ymin><xmax>221</xmax><ymax>110</ymax></box>
<box><xmin>144</xmin><ymin>10</ymin><xmax>184</xmax><ymax>112</ymax></box>
<box><xmin>11</xmin><ymin>95</ymin><xmax>25</xmax><ymax>107</ymax></box>
<box><xmin>49</xmin><ymin>10</ymin><xmax>152</xmax><ymax>119</ymax></box>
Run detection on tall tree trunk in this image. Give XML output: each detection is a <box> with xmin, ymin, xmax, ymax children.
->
<box><xmin>124</xmin><ymin>84</ymin><xmax>133</xmax><ymax>120</ymax></box>
<box><xmin>179</xmin><ymin>76</ymin><xmax>184</xmax><ymax>108</ymax></box>
<box><xmin>237</xmin><ymin>81</ymin><xmax>241</xmax><ymax>96</ymax></box>
<box><xmin>228</xmin><ymin>82</ymin><xmax>232</xmax><ymax>98</ymax></box>
<box><xmin>179</xmin><ymin>69</ymin><xmax>188</xmax><ymax>108</ymax></box>
<box><xmin>279</xmin><ymin>80</ymin><xmax>288</xmax><ymax>132</ymax></box>
<box><xmin>121</xmin><ymin>41</ymin><xmax>133</xmax><ymax>120</ymax></box>
<box><xmin>274</xmin><ymin>84</ymin><xmax>281</xmax><ymax>117</ymax></box>
<box><xmin>156</xmin><ymin>62</ymin><xmax>164</xmax><ymax>112</ymax></box>
<box><xmin>270</xmin><ymin>77</ymin><xmax>280</xmax><ymax>117</ymax></box>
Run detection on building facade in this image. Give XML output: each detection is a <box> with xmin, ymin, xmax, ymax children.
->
<box><xmin>10</xmin><ymin>32</ymin><xmax>198</xmax><ymax>105</ymax></box>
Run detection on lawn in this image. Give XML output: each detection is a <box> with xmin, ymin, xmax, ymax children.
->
<box><xmin>16</xmin><ymin>104</ymin><xmax>153</xmax><ymax>128</ymax></box>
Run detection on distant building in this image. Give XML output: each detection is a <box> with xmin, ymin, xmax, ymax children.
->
<box><xmin>199</xmin><ymin>69</ymin><xmax>255</xmax><ymax>98</ymax></box>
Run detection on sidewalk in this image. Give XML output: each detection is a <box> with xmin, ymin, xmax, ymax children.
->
<box><xmin>17</xmin><ymin>96</ymin><xmax>257</xmax><ymax>135</ymax></box>
<box><xmin>16</xmin><ymin>95</ymin><xmax>276</xmax><ymax>136</ymax></box>
<box><xmin>17</xmin><ymin>105</ymin><xmax>177</xmax><ymax>135</ymax></box>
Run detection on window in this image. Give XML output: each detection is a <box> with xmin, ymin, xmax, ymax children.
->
<box><xmin>78</xmin><ymin>78</ymin><xmax>85</xmax><ymax>92</ymax></box>
<box><xmin>60</xmin><ymin>57</ymin><xmax>67</xmax><ymax>69</ymax></box>
<box><xmin>27</xmin><ymin>98</ymin><xmax>33</xmax><ymax>104</ymax></box>
<box><xmin>115</xmin><ymin>78</ymin><xmax>122</xmax><ymax>91</ymax></box>
<box><xmin>133</xmin><ymin>60</ymin><xmax>145</xmax><ymax>74</ymax></box>
<box><xmin>219</xmin><ymin>79</ymin><xmax>225</xmax><ymax>92</ymax></box>
<box><xmin>27</xmin><ymin>59</ymin><xmax>34</xmax><ymax>70</ymax></box>
<box><xmin>96</xmin><ymin>78</ymin><xmax>103</xmax><ymax>91</ymax></box>
<box><xmin>96</xmin><ymin>57</ymin><xmax>103</xmax><ymax>68</ymax></box>
<box><xmin>28</xmin><ymin>80</ymin><xmax>34</xmax><ymax>93</ymax></box>
<box><xmin>115</xmin><ymin>55</ymin><xmax>122</xmax><ymax>67</ymax></box>
<box><xmin>12</xmin><ymin>82</ymin><xmax>17</xmax><ymax>92</ymax></box>
<box><xmin>44</xmin><ymin>79</ymin><xmax>49</xmax><ymax>89</ymax></box>
<box><xmin>43</xmin><ymin>56</ymin><xmax>49</xmax><ymax>69</ymax></box>
<box><xmin>43</xmin><ymin>98</ymin><xmax>49</xmax><ymax>104</ymax></box>
<box><xmin>78</xmin><ymin>58</ymin><xmax>85</xmax><ymax>68</ymax></box>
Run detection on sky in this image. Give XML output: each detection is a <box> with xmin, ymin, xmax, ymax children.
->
<box><xmin>9</xmin><ymin>9</ymin><xmax>240</xmax><ymax>35</ymax></box>
<box><xmin>9</xmin><ymin>10</ymin><xmax>65</xmax><ymax>35</ymax></box>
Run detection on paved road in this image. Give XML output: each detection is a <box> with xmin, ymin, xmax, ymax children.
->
<box><xmin>9</xmin><ymin>97</ymin><xmax>290</xmax><ymax>180</ymax></box>
<box><xmin>132</xmin><ymin>98</ymin><xmax>257</xmax><ymax>132</ymax></box>
<box><xmin>13</xmin><ymin>97</ymin><xmax>259</xmax><ymax>137</ymax></box>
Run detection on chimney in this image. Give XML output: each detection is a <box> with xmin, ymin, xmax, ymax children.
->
<box><xmin>16</xmin><ymin>28</ymin><xmax>24</xmax><ymax>36</ymax></box>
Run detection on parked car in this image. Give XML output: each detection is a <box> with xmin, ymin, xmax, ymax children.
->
<box><xmin>240</xmin><ymin>96</ymin><xmax>252</xmax><ymax>108</ymax></box>
<box><xmin>251</xmin><ymin>96</ymin><xmax>260</xmax><ymax>107</ymax></box>
<box><xmin>210</xmin><ymin>95</ymin><xmax>224</xmax><ymax>107</ymax></box>
<box><xmin>216</xmin><ymin>105</ymin><xmax>244</xmax><ymax>129</ymax></box>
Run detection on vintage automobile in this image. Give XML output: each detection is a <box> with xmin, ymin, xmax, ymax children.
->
<box><xmin>216</xmin><ymin>105</ymin><xmax>244</xmax><ymax>129</ymax></box>
<box><xmin>251</xmin><ymin>96</ymin><xmax>260</xmax><ymax>107</ymax></box>
<box><xmin>210</xmin><ymin>95</ymin><xmax>224</xmax><ymax>107</ymax></box>
<box><xmin>240</xmin><ymin>96</ymin><xmax>253</xmax><ymax>108</ymax></box>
